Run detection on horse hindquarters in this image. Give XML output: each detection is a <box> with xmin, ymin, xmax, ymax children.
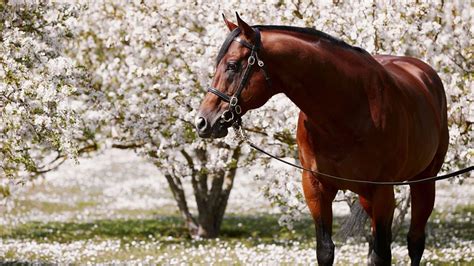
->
<box><xmin>395</xmin><ymin>57</ymin><xmax>449</xmax><ymax>265</ymax></box>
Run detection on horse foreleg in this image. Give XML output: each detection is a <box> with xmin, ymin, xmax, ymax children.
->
<box><xmin>365</xmin><ymin>186</ymin><xmax>395</xmax><ymax>266</ymax></box>
<box><xmin>302</xmin><ymin>172</ymin><xmax>338</xmax><ymax>265</ymax></box>
<box><xmin>408</xmin><ymin>181</ymin><xmax>435</xmax><ymax>266</ymax></box>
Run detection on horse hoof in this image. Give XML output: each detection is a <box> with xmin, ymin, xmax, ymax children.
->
<box><xmin>368</xmin><ymin>251</ymin><xmax>391</xmax><ymax>266</ymax></box>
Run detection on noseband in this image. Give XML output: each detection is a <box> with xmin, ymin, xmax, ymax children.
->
<box><xmin>208</xmin><ymin>28</ymin><xmax>270</xmax><ymax>126</ymax></box>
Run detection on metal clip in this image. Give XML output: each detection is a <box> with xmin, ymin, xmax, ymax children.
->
<box><xmin>255</xmin><ymin>53</ymin><xmax>264</xmax><ymax>67</ymax></box>
<box><xmin>248</xmin><ymin>56</ymin><xmax>255</xmax><ymax>66</ymax></box>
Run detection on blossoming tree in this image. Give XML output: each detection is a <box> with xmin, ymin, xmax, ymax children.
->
<box><xmin>0</xmin><ymin>2</ymin><xmax>99</xmax><ymax>198</ymax></box>
<box><xmin>1</xmin><ymin>0</ymin><xmax>471</xmax><ymax>239</ymax></box>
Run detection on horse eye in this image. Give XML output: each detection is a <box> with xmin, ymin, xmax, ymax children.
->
<box><xmin>226</xmin><ymin>62</ymin><xmax>239</xmax><ymax>72</ymax></box>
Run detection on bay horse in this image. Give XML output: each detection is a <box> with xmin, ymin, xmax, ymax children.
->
<box><xmin>195</xmin><ymin>14</ymin><xmax>448</xmax><ymax>266</ymax></box>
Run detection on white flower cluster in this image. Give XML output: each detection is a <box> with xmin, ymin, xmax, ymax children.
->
<box><xmin>1</xmin><ymin>235</ymin><xmax>472</xmax><ymax>264</ymax></box>
<box><xmin>0</xmin><ymin>2</ymin><xmax>88</xmax><ymax>197</ymax></box>
<box><xmin>70</xmin><ymin>1</ymin><xmax>241</xmax><ymax>178</ymax></box>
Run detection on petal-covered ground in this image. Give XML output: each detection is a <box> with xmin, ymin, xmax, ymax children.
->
<box><xmin>0</xmin><ymin>149</ymin><xmax>472</xmax><ymax>264</ymax></box>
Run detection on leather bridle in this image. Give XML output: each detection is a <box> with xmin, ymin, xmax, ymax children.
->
<box><xmin>207</xmin><ymin>28</ymin><xmax>270</xmax><ymax>127</ymax></box>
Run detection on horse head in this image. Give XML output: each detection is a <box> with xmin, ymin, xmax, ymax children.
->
<box><xmin>195</xmin><ymin>14</ymin><xmax>274</xmax><ymax>138</ymax></box>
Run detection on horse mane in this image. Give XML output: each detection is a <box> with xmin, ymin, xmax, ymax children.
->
<box><xmin>215</xmin><ymin>25</ymin><xmax>369</xmax><ymax>65</ymax></box>
<box><xmin>255</xmin><ymin>25</ymin><xmax>369</xmax><ymax>54</ymax></box>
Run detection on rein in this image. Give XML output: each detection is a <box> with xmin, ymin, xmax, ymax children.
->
<box><xmin>233</xmin><ymin>124</ymin><xmax>474</xmax><ymax>186</ymax></box>
<box><xmin>209</xmin><ymin>27</ymin><xmax>474</xmax><ymax>185</ymax></box>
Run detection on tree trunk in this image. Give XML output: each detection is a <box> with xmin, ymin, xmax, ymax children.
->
<box><xmin>193</xmin><ymin>146</ymin><xmax>240</xmax><ymax>238</ymax></box>
<box><xmin>162</xmin><ymin>146</ymin><xmax>240</xmax><ymax>238</ymax></box>
<box><xmin>391</xmin><ymin>192</ymin><xmax>411</xmax><ymax>241</ymax></box>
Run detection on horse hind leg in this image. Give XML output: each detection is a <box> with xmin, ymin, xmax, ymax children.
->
<box><xmin>302</xmin><ymin>172</ymin><xmax>338</xmax><ymax>265</ymax></box>
<box><xmin>408</xmin><ymin>127</ymin><xmax>447</xmax><ymax>266</ymax></box>
<box><xmin>407</xmin><ymin>181</ymin><xmax>435</xmax><ymax>266</ymax></box>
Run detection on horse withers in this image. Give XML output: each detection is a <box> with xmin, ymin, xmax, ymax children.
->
<box><xmin>195</xmin><ymin>14</ymin><xmax>448</xmax><ymax>266</ymax></box>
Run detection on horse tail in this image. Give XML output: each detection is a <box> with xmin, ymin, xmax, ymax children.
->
<box><xmin>336</xmin><ymin>200</ymin><xmax>369</xmax><ymax>241</ymax></box>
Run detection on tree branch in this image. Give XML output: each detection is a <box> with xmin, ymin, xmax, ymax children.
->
<box><xmin>35</xmin><ymin>142</ymin><xmax>99</xmax><ymax>174</ymax></box>
<box><xmin>181</xmin><ymin>149</ymin><xmax>207</xmax><ymax>214</ymax></box>
<box><xmin>214</xmin><ymin>146</ymin><xmax>241</xmax><ymax>231</ymax></box>
<box><xmin>112</xmin><ymin>142</ymin><xmax>145</xmax><ymax>149</ymax></box>
<box><xmin>163</xmin><ymin>172</ymin><xmax>198</xmax><ymax>234</ymax></box>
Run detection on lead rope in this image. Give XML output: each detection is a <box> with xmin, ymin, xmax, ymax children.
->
<box><xmin>233</xmin><ymin>124</ymin><xmax>474</xmax><ymax>186</ymax></box>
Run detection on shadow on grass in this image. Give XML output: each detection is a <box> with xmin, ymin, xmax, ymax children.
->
<box><xmin>1</xmin><ymin>206</ymin><xmax>472</xmax><ymax>246</ymax></box>
<box><xmin>0</xmin><ymin>214</ymin><xmax>315</xmax><ymax>244</ymax></box>
<box><xmin>221</xmin><ymin>214</ymin><xmax>314</xmax><ymax>240</ymax></box>
<box><xmin>0</xmin><ymin>216</ymin><xmax>185</xmax><ymax>243</ymax></box>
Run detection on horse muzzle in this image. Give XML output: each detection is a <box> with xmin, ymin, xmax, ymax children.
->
<box><xmin>195</xmin><ymin>116</ymin><xmax>229</xmax><ymax>138</ymax></box>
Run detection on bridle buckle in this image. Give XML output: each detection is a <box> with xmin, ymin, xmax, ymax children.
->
<box><xmin>230</xmin><ymin>96</ymin><xmax>238</xmax><ymax>107</ymax></box>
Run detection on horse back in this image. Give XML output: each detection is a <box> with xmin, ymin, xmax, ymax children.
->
<box><xmin>374</xmin><ymin>55</ymin><xmax>447</xmax><ymax>127</ymax></box>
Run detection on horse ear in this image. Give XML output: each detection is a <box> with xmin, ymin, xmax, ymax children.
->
<box><xmin>222</xmin><ymin>13</ymin><xmax>237</xmax><ymax>31</ymax></box>
<box><xmin>235</xmin><ymin>12</ymin><xmax>255</xmax><ymax>40</ymax></box>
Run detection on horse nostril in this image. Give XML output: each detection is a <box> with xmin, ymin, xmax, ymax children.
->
<box><xmin>196</xmin><ymin>117</ymin><xmax>208</xmax><ymax>132</ymax></box>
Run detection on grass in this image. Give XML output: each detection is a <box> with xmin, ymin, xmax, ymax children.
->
<box><xmin>0</xmin><ymin>208</ymin><xmax>472</xmax><ymax>264</ymax></box>
<box><xmin>1</xmin><ymin>191</ymin><xmax>472</xmax><ymax>264</ymax></box>
<box><xmin>427</xmin><ymin>205</ymin><xmax>474</xmax><ymax>247</ymax></box>
<box><xmin>2</xmin><ymin>150</ymin><xmax>471</xmax><ymax>263</ymax></box>
<box><xmin>1</xmin><ymin>205</ymin><xmax>472</xmax><ymax>245</ymax></box>
<box><xmin>0</xmin><ymin>217</ymin><xmax>183</xmax><ymax>243</ymax></box>
<box><xmin>0</xmin><ymin>214</ymin><xmax>314</xmax><ymax>244</ymax></box>
<box><xmin>5</xmin><ymin>186</ymin><xmax>103</xmax><ymax>216</ymax></box>
<box><xmin>0</xmin><ymin>214</ymin><xmax>317</xmax><ymax>263</ymax></box>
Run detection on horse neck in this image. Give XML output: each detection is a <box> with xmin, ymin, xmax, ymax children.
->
<box><xmin>264</xmin><ymin>32</ymin><xmax>384</xmax><ymax>128</ymax></box>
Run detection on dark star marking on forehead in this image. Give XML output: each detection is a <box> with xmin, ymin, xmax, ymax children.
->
<box><xmin>215</xmin><ymin>25</ymin><xmax>368</xmax><ymax>66</ymax></box>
